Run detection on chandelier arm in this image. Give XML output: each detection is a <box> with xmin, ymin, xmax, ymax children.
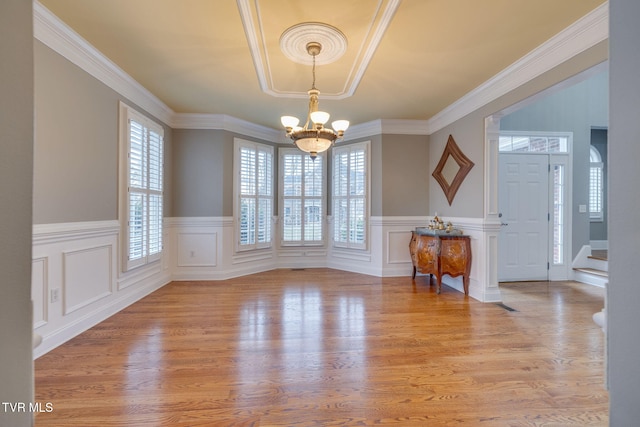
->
<box><xmin>303</xmin><ymin>113</ymin><xmax>311</xmax><ymax>131</ymax></box>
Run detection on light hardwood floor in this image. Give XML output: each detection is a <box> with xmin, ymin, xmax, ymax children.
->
<box><xmin>34</xmin><ymin>269</ymin><xmax>608</xmax><ymax>426</ymax></box>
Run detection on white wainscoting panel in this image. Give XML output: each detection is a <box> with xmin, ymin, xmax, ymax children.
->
<box><xmin>63</xmin><ymin>245</ymin><xmax>113</xmax><ymax>315</ymax></box>
<box><xmin>32</xmin><ymin>220</ymin><xmax>171</xmax><ymax>358</ymax></box>
<box><xmin>440</xmin><ymin>216</ymin><xmax>502</xmax><ymax>302</ymax></box>
<box><xmin>31</xmin><ymin>257</ymin><xmax>48</xmax><ymax>329</ymax></box>
<box><xmin>177</xmin><ymin>232</ymin><xmax>218</xmax><ymax>267</ymax></box>
<box><xmin>387</xmin><ymin>231</ymin><xmax>413</xmax><ymax>264</ymax></box>
<box><xmin>277</xmin><ymin>247</ymin><xmax>328</xmax><ymax>269</ymax></box>
<box><xmin>328</xmin><ymin>216</ymin><xmax>427</xmax><ymax>277</ymax></box>
<box><xmin>168</xmin><ymin>217</ymin><xmax>254</xmax><ymax>280</ymax></box>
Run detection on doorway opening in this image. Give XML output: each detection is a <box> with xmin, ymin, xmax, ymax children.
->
<box><xmin>484</xmin><ymin>61</ymin><xmax>608</xmax><ymax>287</ymax></box>
<box><xmin>497</xmin><ymin>132</ymin><xmax>572</xmax><ymax>282</ymax></box>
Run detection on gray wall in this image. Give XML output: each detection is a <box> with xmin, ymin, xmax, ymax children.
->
<box><xmin>608</xmin><ymin>0</ymin><xmax>640</xmax><ymax>422</ymax></box>
<box><xmin>499</xmin><ymin>70</ymin><xmax>609</xmax><ymax>257</ymax></box>
<box><xmin>34</xmin><ymin>41</ymin><xmax>174</xmax><ymax>224</ymax></box>
<box><xmin>429</xmin><ymin>128</ymin><xmax>485</xmax><ymax>216</ymax></box>
<box><xmin>429</xmin><ymin>41</ymin><xmax>609</xmax><ymax>218</ymax></box>
<box><xmin>172</xmin><ymin>131</ymin><xmax>429</xmax><ymax>219</ymax></box>
<box><xmin>171</xmin><ymin>130</ymin><xmax>276</xmax><ymax>217</ymax></box>
<box><xmin>172</xmin><ymin>129</ymin><xmax>233</xmax><ymax>217</ymax></box>
<box><xmin>0</xmin><ymin>0</ymin><xmax>34</xmax><ymax>425</ymax></box>
<box><xmin>380</xmin><ymin>134</ymin><xmax>429</xmax><ymax>217</ymax></box>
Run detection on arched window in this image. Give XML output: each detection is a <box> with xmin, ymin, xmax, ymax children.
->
<box><xmin>590</xmin><ymin>146</ymin><xmax>604</xmax><ymax>221</ymax></box>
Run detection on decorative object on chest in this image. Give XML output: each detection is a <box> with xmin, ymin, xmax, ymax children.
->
<box><xmin>409</xmin><ymin>228</ymin><xmax>472</xmax><ymax>295</ymax></box>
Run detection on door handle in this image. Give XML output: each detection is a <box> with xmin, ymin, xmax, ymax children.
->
<box><xmin>499</xmin><ymin>213</ymin><xmax>508</xmax><ymax>226</ymax></box>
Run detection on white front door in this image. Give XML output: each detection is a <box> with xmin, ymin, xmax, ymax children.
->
<box><xmin>498</xmin><ymin>153</ymin><xmax>549</xmax><ymax>281</ymax></box>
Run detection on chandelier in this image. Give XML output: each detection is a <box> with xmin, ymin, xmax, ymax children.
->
<box><xmin>280</xmin><ymin>41</ymin><xmax>349</xmax><ymax>160</ymax></box>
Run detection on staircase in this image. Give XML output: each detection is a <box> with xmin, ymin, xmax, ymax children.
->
<box><xmin>573</xmin><ymin>247</ymin><xmax>608</xmax><ymax>288</ymax></box>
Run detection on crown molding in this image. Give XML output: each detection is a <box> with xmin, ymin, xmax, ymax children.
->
<box><xmin>341</xmin><ymin>119</ymin><xmax>430</xmax><ymax>141</ymax></box>
<box><xmin>33</xmin><ymin>1</ymin><xmax>174</xmax><ymax>125</ymax></box>
<box><xmin>172</xmin><ymin>113</ymin><xmax>284</xmax><ymax>142</ymax></box>
<box><xmin>379</xmin><ymin>119</ymin><xmax>430</xmax><ymax>135</ymax></box>
<box><xmin>426</xmin><ymin>2</ymin><xmax>609</xmax><ymax>134</ymax></box>
<box><xmin>343</xmin><ymin>120</ymin><xmax>381</xmax><ymax>141</ymax></box>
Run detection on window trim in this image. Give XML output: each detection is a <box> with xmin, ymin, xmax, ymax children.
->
<box><xmin>589</xmin><ymin>145</ymin><xmax>604</xmax><ymax>222</ymax></box>
<box><xmin>233</xmin><ymin>138</ymin><xmax>274</xmax><ymax>252</ymax></box>
<box><xmin>119</xmin><ymin>102</ymin><xmax>164</xmax><ymax>272</ymax></box>
<box><xmin>331</xmin><ymin>141</ymin><xmax>370</xmax><ymax>250</ymax></box>
<box><xmin>279</xmin><ymin>148</ymin><xmax>327</xmax><ymax>247</ymax></box>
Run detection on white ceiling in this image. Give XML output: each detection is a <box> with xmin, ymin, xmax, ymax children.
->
<box><xmin>38</xmin><ymin>0</ymin><xmax>606</xmax><ymax>130</ymax></box>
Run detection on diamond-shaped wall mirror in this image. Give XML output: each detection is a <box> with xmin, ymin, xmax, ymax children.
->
<box><xmin>432</xmin><ymin>135</ymin><xmax>475</xmax><ymax>205</ymax></box>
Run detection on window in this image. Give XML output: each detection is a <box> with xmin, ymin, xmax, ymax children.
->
<box><xmin>499</xmin><ymin>133</ymin><xmax>569</xmax><ymax>153</ymax></box>
<box><xmin>552</xmin><ymin>164</ymin><xmax>565</xmax><ymax>264</ymax></box>
<box><xmin>280</xmin><ymin>149</ymin><xmax>325</xmax><ymax>245</ymax></box>
<box><xmin>120</xmin><ymin>102</ymin><xmax>164</xmax><ymax>271</ymax></box>
<box><xmin>332</xmin><ymin>141</ymin><xmax>369</xmax><ymax>249</ymax></box>
<box><xmin>590</xmin><ymin>146</ymin><xmax>604</xmax><ymax>222</ymax></box>
<box><xmin>234</xmin><ymin>138</ymin><xmax>273</xmax><ymax>251</ymax></box>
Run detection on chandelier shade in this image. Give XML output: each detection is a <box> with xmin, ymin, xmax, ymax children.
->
<box><xmin>280</xmin><ymin>40</ymin><xmax>349</xmax><ymax>159</ymax></box>
<box><xmin>294</xmin><ymin>133</ymin><xmax>335</xmax><ymax>156</ymax></box>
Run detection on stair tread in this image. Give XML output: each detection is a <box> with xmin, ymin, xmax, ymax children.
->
<box><xmin>573</xmin><ymin>267</ymin><xmax>608</xmax><ymax>277</ymax></box>
<box><xmin>589</xmin><ymin>249</ymin><xmax>608</xmax><ymax>261</ymax></box>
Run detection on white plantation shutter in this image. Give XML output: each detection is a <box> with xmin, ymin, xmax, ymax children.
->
<box><xmin>349</xmin><ymin>149</ymin><xmax>366</xmax><ymax>246</ymax></box>
<box><xmin>129</xmin><ymin>120</ymin><xmax>145</xmax><ymax>188</ymax></box>
<box><xmin>257</xmin><ymin>150</ymin><xmax>272</xmax><ymax>244</ymax></box>
<box><xmin>122</xmin><ymin>104</ymin><xmax>164</xmax><ymax>270</ymax></box>
<box><xmin>333</xmin><ymin>151</ymin><xmax>348</xmax><ymax>244</ymax></box>
<box><xmin>239</xmin><ymin>147</ymin><xmax>256</xmax><ymax>246</ymax></box>
<box><xmin>280</xmin><ymin>149</ymin><xmax>325</xmax><ymax>245</ymax></box>
<box><xmin>128</xmin><ymin>192</ymin><xmax>145</xmax><ymax>261</ymax></box>
<box><xmin>240</xmin><ymin>198</ymin><xmax>256</xmax><ymax>245</ymax></box>
<box><xmin>589</xmin><ymin>165</ymin><xmax>602</xmax><ymax>218</ymax></box>
<box><xmin>235</xmin><ymin>139</ymin><xmax>273</xmax><ymax>250</ymax></box>
<box><xmin>589</xmin><ymin>146</ymin><xmax>603</xmax><ymax>221</ymax></box>
<box><xmin>148</xmin><ymin>194</ymin><xmax>163</xmax><ymax>256</ymax></box>
<box><xmin>332</xmin><ymin>142</ymin><xmax>368</xmax><ymax>249</ymax></box>
<box><xmin>257</xmin><ymin>198</ymin><xmax>271</xmax><ymax>244</ymax></box>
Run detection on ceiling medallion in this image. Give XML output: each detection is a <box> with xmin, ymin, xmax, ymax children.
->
<box><xmin>279</xmin><ymin>22</ymin><xmax>347</xmax><ymax>66</ymax></box>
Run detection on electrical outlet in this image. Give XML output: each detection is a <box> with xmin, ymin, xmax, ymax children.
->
<box><xmin>50</xmin><ymin>288</ymin><xmax>60</xmax><ymax>303</ymax></box>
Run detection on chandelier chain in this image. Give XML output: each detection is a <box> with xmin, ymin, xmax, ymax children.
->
<box><xmin>311</xmin><ymin>51</ymin><xmax>317</xmax><ymax>90</ymax></box>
